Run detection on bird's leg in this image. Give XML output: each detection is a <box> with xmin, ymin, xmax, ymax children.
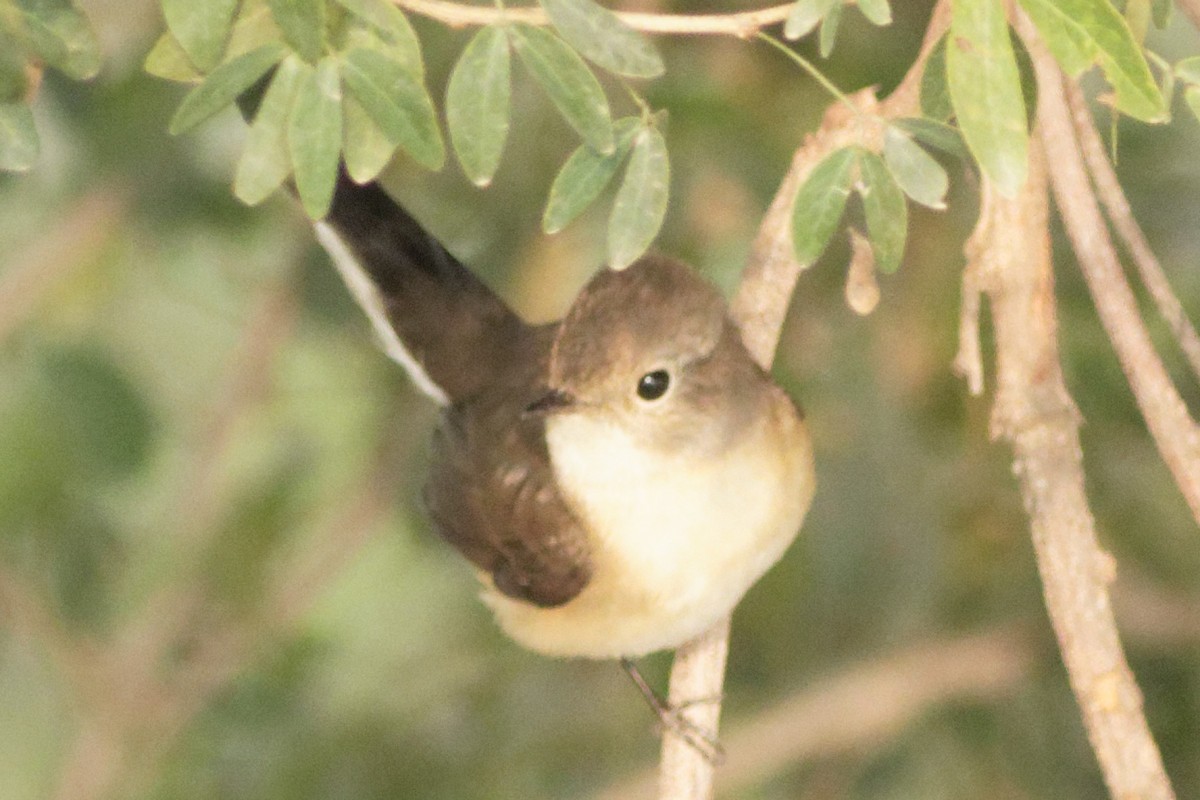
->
<box><xmin>619</xmin><ymin>658</ymin><xmax>726</xmax><ymax>765</ymax></box>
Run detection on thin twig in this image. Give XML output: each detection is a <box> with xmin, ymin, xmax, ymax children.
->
<box><xmin>393</xmin><ymin>0</ymin><xmax>794</xmax><ymax>36</ymax></box>
<box><xmin>952</xmin><ymin>183</ymin><xmax>994</xmax><ymax>396</ymax></box>
<box><xmin>1020</xmin><ymin>16</ymin><xmax>1200</xmax><ymax>527</ymax></box>
<box><xmin>1065</xmin><ymin>83</ymin><xmax>1200</xmax><ymax>382</ymax></box>
<box><xmin>597</xmin><ymin>627</ymin><xmax>1032</xmax><ymax>800</ymax></box>
<box><xmin>960</xmin><ymin>26</ymin><xmax>1175</xmax><ymax>787</ymax></box>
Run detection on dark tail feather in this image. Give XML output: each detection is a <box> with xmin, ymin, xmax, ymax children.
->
<box><xmin>315</xmin><ymin>170</ymin><xmax>528</xmax><ymax>404</ymax></box>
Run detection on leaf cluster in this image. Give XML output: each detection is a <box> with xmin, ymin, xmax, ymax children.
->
<box><xmin>0</xmin><ymin>0</ymin><xmax>100</xmax><ymax>171</ymax></box>
<box><xmin>148</xmin><ymin>0</ymin><xmax>672</xmax><ymax>267</ymax></box>
<box><xmin>10</xmin><ymin>0</ymin><xmax>1200</xmax><ymax>289</ymax></box>
<box><xmin>783</xmin><ymin>0</ymin><xmax>1186</xmax><ymax>284</ymax></box>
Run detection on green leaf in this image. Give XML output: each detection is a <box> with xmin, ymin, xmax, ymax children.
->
<box><xmin>0</xmin><ymin>35</ymin><xmax>28</xmax><ymax>101</ymax></box>
<box><xmin>334</xmin><ymin>0</ymin><xmax>423</xmax><ymax>76</ymax></box>
<box><xmin>543</xmin><ymin>116</ymin><xmax>640</xmax><ymax>234</ymax></box>
<box><xmin>920</xmin><ymin>35</ymin><xmax>953</xmax><ymax>121</ymax></box>
<box><xmin>892</xmin><ymin>117</ymin><xmax>967</xmax><ymax>158</ymax></box>
<box><xmin>947</xmin><ymin>0</ymin><xmax>1028</xmax><ymax>194</ymax></box>
<box><xmin>162</xmin><ymin>0</ymin><xmax>238</xmax><ymax>71</ymax></box>
<box><xmin>858</xmin><ymin>0</ymin><xmax>892</xmax><ymax>26</ymax></box>
<box><xmin>16</xmin><ymin>0</ymin><xmax>101</xmax><ymax>80</ymax></box>
<box><xmin>1015</xmin><ymin>0</ymin><xmax>1090</xmax><ymax>74</ymax></box>
<box><xmin>819</xmin><ymin>0</ymin><xmax>842</xmax><ymax>58</ymax></box>
<box><xmin>289</xmin><ymin>56</ymin><xmax>343</xmax><ymax>218</ymax></box>
<box><xmin>538</xmin><ymin>0</ymin><xmax>664</xmax><ymax>78</ymax></box>
<box><xmin>1186</xmin><ymin>86</ymin><xmax>1200</xmax><ymax>125</ymax></box>
<box><xmin>1017</xmin><ymin>0</ymin><xmax>1166</xmax><ymax>122</ymax></box>
<box><xmin>169</xmin><ymin>43</ymin><xmax>287</xmax><ymax>135</ymax></box>
<box><xmin>510</xmin><ymin>24</ymin><xmax>613</xmax><ymax>153</ymax></box>
<box><xmin>235</xmin><ymin>55</ymin><xmax>307</xmax><ymax>205</ymax></box>
<box><xmin>857</xmin><ymin>152</ymin><xmax>907</xmax><ymax>274</ymax></box>
<box><xmin>226</xmin><ymin>2</ymin><xmax>283</xmax><ymax>60</ymax></box>
<box><xmin>1011</xmin><ymin>29</ymin><xmax>1038</xmax><ymax>129</ymax></box>
<box><xmin>144</xmin><ymin>32</ymin><xmax>204</xmax><ymax>83</ymax></box>
<box><xmin>0</xmin><ymin>102</ymin><xmax>38</xmax><ymax>172</ymax></box>
<box><xmin>268</xmin><ymin>0</ymin><xmax>325</xmax><ymax>63</ymax></box>
<box><xmin>608</xmin><ymin>125</ymin><xmax>668</xmax><ymax>269</ymax></box>
<box><xmin>1151</xmin><ymin>0</ymin><xmax>1172</xmax><ymax>29</ymax></box>
<box><xmin>446</xmin><ymin>26</ymin><xmax>511</xmax><ymax>186</ymax></box>
<box><xmin>791</xmin><ymin>146</ymin><xmax>856</xmax><ymax>267</ymax></box>
<box><xmin>340</xmin><ymin>46</ymin><xmax>443</xmax><ymax>169</ymax></box>
<box><xmin>343</xmin><ymin>93</ymin><xmax>396</xmax><ymax>183</ymax></box>
<box><xmin>883</xmin><ymin>126</ymin><xmax>948</xmax><ymax>209</ymax></box>
<box><xmin>1176</xmin><ymin>57</ymin><xmax>1200</xmax><ymax>85</ymax></box>
<box><xmin>784</xmin><ymin>0</ymin><xmax>835</xmax><ymax>40</ymax></box>
<box><xmin>1125</xmin><ymin>0</ymin><xmax>1150</xmax><ymax>45</ymax></box>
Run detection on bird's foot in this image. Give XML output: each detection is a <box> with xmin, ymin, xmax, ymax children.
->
<box><xmin>619</xmin><ymin>658</ymin><xmax>726</xmax><ymax>765</ymax></box>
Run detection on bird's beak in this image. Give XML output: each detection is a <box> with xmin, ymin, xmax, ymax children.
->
<box><xmin>525</xmin><ymin>388</ymin><xmax>576</xmax><ymax>416</ymax></box>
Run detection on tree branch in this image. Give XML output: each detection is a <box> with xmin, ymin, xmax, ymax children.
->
<box><xmin>393</xmin><ymin>0</ymin><xmax>795</xmax><ymax>36</ymax></box>
<box><xmin>1019</xmin><ymin>16</ymin><xmax>1200</xmax><ymax>527</ymax></box>
<box><xmin>599</xmin><ymin>626</ymin><xmax>1032</xmax><ymax>800</ymax></box>
<box><xmin>657</xmin><ymin>6</ymin><xmax>951</xmax><ymax>793</ymax></box>
<box><xmin>959</xmin><ymin>23</ymin><xmax>1175</xmax><ymax>789</ymax></box>
<box><xmin>1064</xmin><ymin>82</ymin><xmax>1200</xmax><ymax>383</ymax></box>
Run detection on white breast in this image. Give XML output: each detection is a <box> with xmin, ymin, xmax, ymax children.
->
<box><xmin>482</xmin><ymin>392</ymin><xmax>814</xmax><ymax>658</ymax></box>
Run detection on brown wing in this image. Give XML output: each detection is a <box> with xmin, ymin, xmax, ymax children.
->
<box><xmin>424</xmin><ymin>329</ymin><xmax>593</xmax><ymax>608</ymax></box>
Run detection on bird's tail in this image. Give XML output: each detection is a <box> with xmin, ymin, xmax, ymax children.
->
<box><xmin>316</xmin><ymin>171</ymin><xmax>526</xmax><ymax>404</ymax></box>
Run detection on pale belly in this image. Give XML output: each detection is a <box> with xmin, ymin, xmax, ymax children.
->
<box><xmin>482</xmin><ymin>393</ymin><xmax>814</xmax><ymax>658</ymax></box>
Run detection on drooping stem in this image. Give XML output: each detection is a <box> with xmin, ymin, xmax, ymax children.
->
<box><xmin>961</xmin><ymin>133</ymin><xmax>1175</xmax><ymax>799</ymax></box>
<box><xmin>393</xmin><ymin>0</ymin><xmax>795</xmax><ymax>36</ymax></box>
<box><xmin>1064</xmin><ymin>82</ymin><xmax>1200</xmax><ymax>383</ymax></box>
<box><xmin>1019</xmin><ymin>14</ymin><xmax>1200</xmax><ymax>527</ymax></box>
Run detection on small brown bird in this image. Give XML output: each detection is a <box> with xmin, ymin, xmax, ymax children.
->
<box><xmin>315</xmin><ymin>171</ymin><xmax>814</xmax><ymax>660</ymax></box>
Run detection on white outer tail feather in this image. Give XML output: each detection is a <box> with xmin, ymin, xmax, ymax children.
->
<box><xmin>313</xmin><ymin>221</ymin><xmax>450</xmax><ymax>405</ymax></box>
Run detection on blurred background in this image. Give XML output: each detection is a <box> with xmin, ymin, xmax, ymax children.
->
<box><xmin>2</xmin><ymin>0</ymin><xmax>1200</xmax><ymax>797</ymax></box>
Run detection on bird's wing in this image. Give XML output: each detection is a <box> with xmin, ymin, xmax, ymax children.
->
<box><xmin>426</xmin><ymin>335</ymin><xmax>593</xmax><ymax>608</ymax></box>
<box><xmin>318</xmin><ymin>173</ymin><xmax>593</xmax><ymax>607</ymax></box>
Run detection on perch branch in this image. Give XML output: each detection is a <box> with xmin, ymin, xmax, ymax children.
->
<box><xmin>660</xmin><ymin>94</ymin><xmax>880</xmax><ymax>799</ymax></box>
<box><xmin>393</xmin><ymin>0</ymin><xmax>795</xmax><ymax>36</ymax></box>
<box><xmin>598</xmin><ymin>626</ymin><xmax>1032</xmax><ymax>800</ymax></box>
<box><xmin>960</xmin><ymin>19</ymin><xmax>1175</xmax><ymax>787</ymax></box>
<box><xmin>1064</xmin><ymin>82</ymin><xmax>1200</xmax><ymax>382</ymax></box>
<box><xmin>661</xmin><ymin>6</ymin><xmax>950</xmax><ymax>794</ymax></box>
<box><xmin>1020</xmin><ymin>17</ymin><xmax>1200</xmax><ymax>526</ymax></box>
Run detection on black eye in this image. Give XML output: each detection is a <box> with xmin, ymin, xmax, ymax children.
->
<box><xmin>636</xmin><ymin>369</ymin><xmax>671</xmax><ymax>401</ymax></box>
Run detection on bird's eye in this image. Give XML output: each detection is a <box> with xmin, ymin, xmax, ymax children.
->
<box><xmin>636</xmin><ymin>369</ymin><xmax>671</xmax><ymax>401</ymax></box>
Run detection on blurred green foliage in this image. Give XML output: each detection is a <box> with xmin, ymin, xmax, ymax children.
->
<box><xmin>1</xmin><ymin>1</ymin><xmax>1200</xmax><ymax>799</ymax></box>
